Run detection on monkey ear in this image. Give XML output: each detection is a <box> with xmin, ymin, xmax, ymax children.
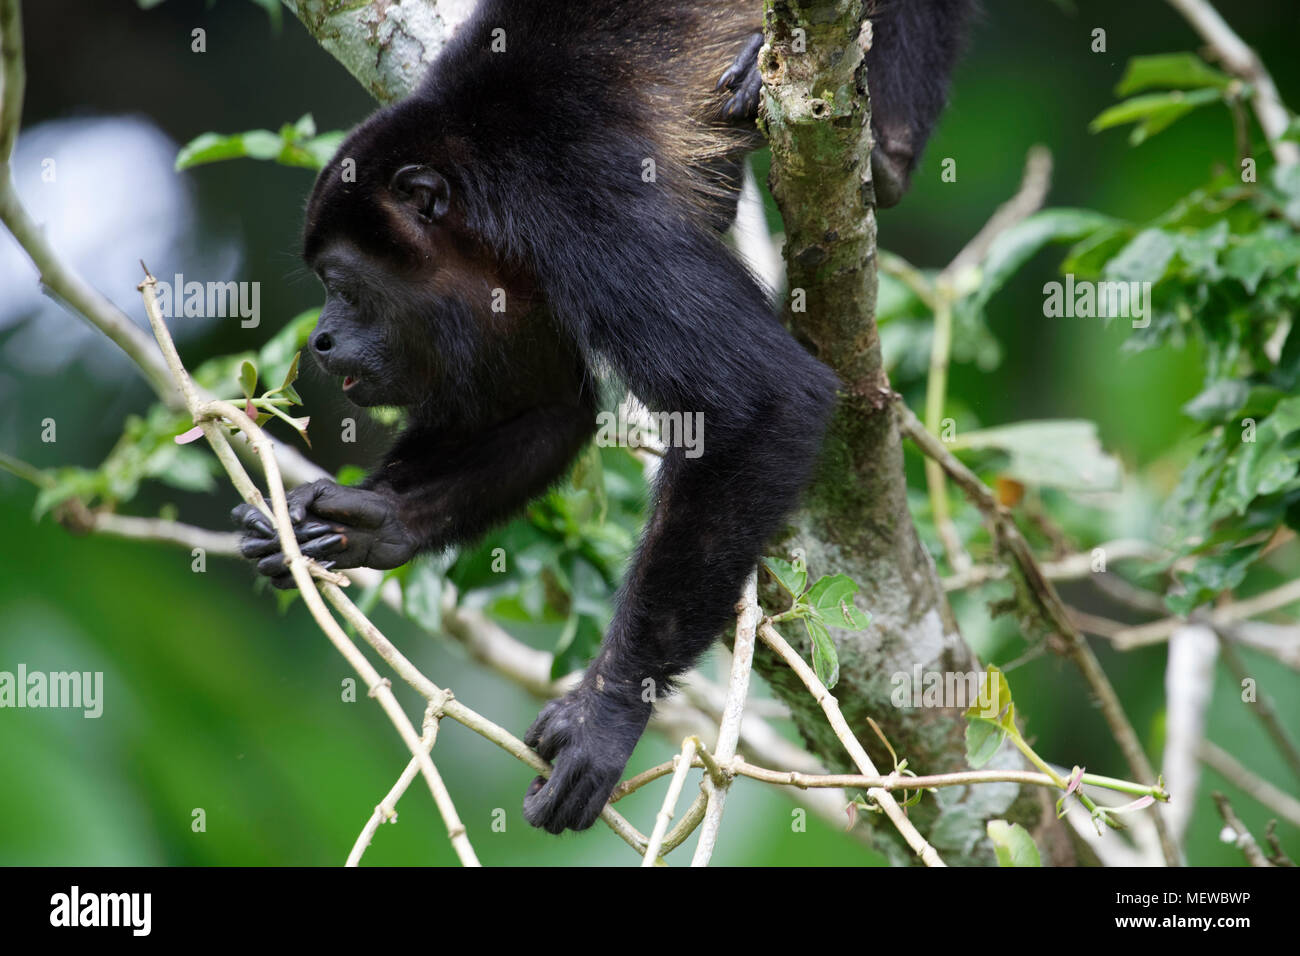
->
<box><xmin>389</xmin><ymin>165</ymin><xmax>451</xmax><ymax>222</ymax></box>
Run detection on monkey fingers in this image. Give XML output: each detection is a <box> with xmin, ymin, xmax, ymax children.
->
<box><xmin>298</xmin><ymin>482</ymin><xmax>394</xmax><ymax>530</ymax></box>
<box><xmin>523</xmin><ymin>766</ymin><xmax>616</xmax><ymax>835</ymax></box>
<box><xmin>253</xmin><ymin>533</ymin><xmax>349</xmax><ymax>579</ymax></box>
<box><xmin>717</xmin><ymin>31</ymin><xmax>763</xmax><ymax>120</ymax></box>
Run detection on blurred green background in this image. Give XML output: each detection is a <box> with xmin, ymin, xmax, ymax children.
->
<box><xmin>0</xmin><ymin>0</ymin><xmax>1297</xmax><ymax>866</ymax></box>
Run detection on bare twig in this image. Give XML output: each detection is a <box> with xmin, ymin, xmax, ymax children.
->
<box><xmin>1199</xmin><ymin>741</ymin><xmax>1300</xmax><ymax>829</ymax></box>
<box><xmin>617</xmin><ymin>756</ymin><xmax>1167</xmax><ymax>801</ymax></box>
<box><xmin>139</xmin><ymin>268</ymin><xmax>480</xmax><ymax>867</ymax></box>
<box><xmin>1211</xmin><ymin>792</ymin><xmax>1274</xmax><ymax>867</ymax></box>
<box><xmin>944</xmin><ymin>538</ymin><xmax>1168</xmax><ymax>591</ymax></box>
<box><xmin>1212</xmin><ymin>627</ymin><xmax>1300</xmax><ymax>783</ymax></box>
<box><xmin>347</xmin><ymin>703</ymin><xmax>441</xmax><ymax>866</ymax></box>
<box><xmin>0</xmin><ymin>0</ymin><xmax>23</xmax><ymax>163</ymax></box>
<box><xmin>642</xmin><ymin>737</ymin><xmax>699</xmax><ymax>866</ymax></box>
<box><xmin>897</xmin><ymin>402</ymin><xmax>1182</xmax><ymax>866</ymax></box>
<box><xmin>1264</xmin><ymin>821</ymin><xmax>1296</xmax><ymax>866</ymax></box>
<box><xmin>758</xmin><ymin>619</ymin><xmax>947</xmax><ymax>867</ymax></box>
<box><xmin>1113</xmin><ymin>577</ymin><xmax>1300</xmax><ymax>649</ymax></box>
<box><xmin>1164</xmin><ymin>0</ymin><xmax>1299</xmax><ymax>166</ymax></box>
<box><xmin>85</xmin><ymin>512</ymin><xmax>241</xmax><ymax>556</ymax></box>
<box><xmin>1163</xmin><ymin>625</ymin><xmax>1218</xmax><ymax>843</ymax></box>
<box><xmin>691</xmin><ymin>571</ymin><xmax>759</xmax><ymax>866</ymax></box>
<box><xmin>942</xmin><ymin>145</ymin><xmax>1053</xmax><ymax>280</ymax></box>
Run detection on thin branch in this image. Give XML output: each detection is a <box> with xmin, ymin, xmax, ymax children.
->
<box><xmin>84</xmin><ymin>511</ymin><xmax>241</xmax><ymax>556</ymax></box>
<box><xmin>642</xmin><ymin>737</ymin><xmax>699</xmax><ymax>866</ymax></box>
<box><xmin>1212</xmin><ymin>626</ymin><xmax>1300</xmax><ymax>783</ymax></box>
<box><xmin>1164</xmin><ymin>0</ymin><xmax>1299</xmax><ymax>166</ymax></box>
<box><xmin>691</xmin><ymin>571</ymin><xmax>759</xmax><ymax>866</ymax></box>
<box><xmin>1163</xmin><ymin>625</ymin><xmax>1218</xmax><ymax>843</ymax></box>
<box><xmin>139</xmin><ymin>269</ymin><xmax>480</xmax><ymax>868</ymax></box>
<box><xmin>325</xmin><ymin>569</ymin><xmax>653</xmax><ymax>854</ymax></box>
<box><xmin>1211</xmin><ymin>792</ymin><xmax>1274</xmax><ymax>867</ymax></box>
<box><xmin>1112</xmin><ymin>577</ymin><xmax>1300</xmax><ymax>649</ymax></box>
<box><xmin>897</xmin><ymin>402</ymin><xmax>1182</xmax><ymax>866</ymax></box>
<box><xmin>1199</xmin><ymin>741</ymin><xmax>1300</xmax><ymax>829</ymax></box>
<box><xmin>659</xmin><ymin>792</ymin><xmax>709</xmax><ymax>856</ymax></box>
<box><xmin>942</xmin><ymin>146</ymin><xmax>1053</xmax><ymax>280</ymax></box>
<box><xmin>943</xmin><ymin>538</ymin><xmax>1168</xmax><ymax>591</ymax></box>
<box><xmin>347</xmin><ymin>703</ymin><xmax>441</xmax><ymax>866</ymax></box>
<box><xmin>0</xmin><ymin>0</ymin><xmax>24</xmax><ymax>164</ymax></box>
<box><xmin>758</xmin><ymin>619</ymin><xmax>947</xmax><ymax>867</ymax></box>
<box><xmin>617</xmin><ymin>756</ymin><xmax>1167</xmax><ymax>801</ymax></box>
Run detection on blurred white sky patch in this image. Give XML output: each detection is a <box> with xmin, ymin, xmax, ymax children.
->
<box><xmin>0</xmin><ymin>116</ymin><xmax>240</xmax><ymax>379</ymax></box>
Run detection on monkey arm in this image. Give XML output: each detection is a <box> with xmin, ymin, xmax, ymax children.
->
<box><xmin>233</xmin><ymin>402</ymin><xmax>596</xmax><ymax>588</ymax></box>
<box><xmin>368</xmin><ymin>401</ymin><xmax>599</xmax><ymax>550</ymax></box>
<box><xmin>521</xmin><ymin>204</ymin><xmax>838</xmax><ymax>832</ymax></box>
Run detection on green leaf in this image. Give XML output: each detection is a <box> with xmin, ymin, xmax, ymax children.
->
<box><xmin>302</xmin><ymin>131</ymin><xmax>346</xmax><ymax>170</ymax></box>
<box><xmin>951</xmin><ymin>420</ymin><xmax>1121</xmax><ymax>491</ymax></box>
<box><xmin>551</xmin><ymin>613</ymin><xmax>604</xmax><ymax>681</ymax></box>
<box><xmin>175</xmin><ymin>124</ymin><xmax>342</xmax><ymax>172</ymax></box>
<box><xmin>1105</xmin><ymin>228</ymin><xmax>1178</xmax><ymax>284</ymax></box>
<box><xmin>1223</xmin><ymin>396</ymin><xmax>1300</xmax><ymax>512</ymax></box>
<box><xmin>257</xmin><ymin>308</ymin><xmax>319</xmax><ymax>387</ymax></box>
<box><xmin>1090</xmin><ymin>88</ymin><xmax>1222</xmax><ymax>145</ymax></box>
<box><xmin>971</xmin><ymin>209</ymin><xmax>1117</xmax><ymax>313</ymax></box>
<box><xmin>1183</xmin><ymin>379</ymin><xmax>1250</xmax><ymax>423</ymax></box>
<box><xmin>151</xmin><ymin>446</ymin><xmax>217</xmax><ymax>493</ymax></box>
<box><xmin>763</xmin><ymin>555</ymin><xmax>807</xmax><ymax>598</ymax></box>
<box><xmin>1167</xmin><ymin>541</ymin><xmax>1266</xmax><ymax>615</ymax></box>
<box><xmin>1172</xmin><ymin>220</ymin><xmax>1229</xmax><ymax>277</ymax></box>
<box><xmin>193</xmin><ymin>351</ymin><xmax>257</xmax><ymax>392</ymax></box>
<box><xmin>987</xmin><ymin>820</ymin><xmax>1042</xmax><ymax>867</ymax></box>
<box><xmin>1115</xmin><ymin>54</ymin><xmax>1233</xmax><ymax>95</ymax></box>
<box><xmin>240</xmin><ymin>130</ymin><xmax>284</xmax><ymax>160</ymax></box>
<box><xmin>335</xmin><ymin>465</ymin><xmax>368</xmax><ymax>487</ymax></box>
<box><xmin>964</xmin><ymin>666</ymin><xmax>1016</xmax><ymax>768</ymax></box>
<box><xmin>803</xmin><ymin>612</ymin><xmax>840</xmax><ymax>689</ymax></box>
<box><xmin>804</xmin><ymin>573</ymin><xmax>871</xmax><ymax>630</ymax></box>
<box><xmin>1222</xmin><ymin>231</ymin><xmax>1300</xmax><ymax>295</ymax></box>
<box><xmin>401</xmin><ymin>556</ymin><xmax>449</xmax><ymax>631</ymax></box>
<box><xmin>965</xmin><ymin>719</ymin><xmax>1007</xmax><ymax>770</ymax></box>
<box><xmin>280</xmin><ymin>351</ymin><xmax>301</xmax><ymax>391</ymax></box>
<box><xmin>238</xmin><ymin>361</ymin><xmax>258</xmax><ymax>401</ymax></box>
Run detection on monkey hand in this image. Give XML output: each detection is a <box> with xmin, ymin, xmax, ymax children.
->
<box><xmin>522</xmin><ymin>681</ymin><xmax>652</xmax><ymax>833</ymax></box>
<box><xmin>232</xmin><ymin>479</ymin><xmax>420</xmax><ymax>589</ymax></box>
<box><xmin>716</xmin><ymin>31</ymin><xmax>763</xmax><ymax>120</ymax></box>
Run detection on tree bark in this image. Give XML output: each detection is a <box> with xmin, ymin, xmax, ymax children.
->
<box><xmin>754</xmin><ymin>0</ymin><xmax>1066</xmax><ymax>865</ymax></box>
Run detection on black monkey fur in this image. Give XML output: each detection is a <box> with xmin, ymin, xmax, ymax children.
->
<box><xmin>235</xmin><ymin>0</ymin><xmax>973</xmax><ymax>834</ymax></box>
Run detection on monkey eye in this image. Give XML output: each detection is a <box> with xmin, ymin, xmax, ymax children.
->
<box><xmin>320</xmin><ymin>274</ymin><xmax>356</xmax><ymax>307</ymax></box>
<box><xmin>390</xmin><ymin>164</ymin><xmax>451</xmax><ymax>222</ymax></box>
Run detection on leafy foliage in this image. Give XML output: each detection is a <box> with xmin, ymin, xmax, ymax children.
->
<box><xmin>890</xmin><ymin>47</ymin><xmax>1300</xmax><ymax>621</ymax></box>
<box><xmin>176</xmin><ymin>114</ymin><xmax>343</xmax><ymax>172</ymax></box>
<box><xmin>763</xmin><ymin>553</ymin><xmax>872</xmax><ymax>689</ymax></box>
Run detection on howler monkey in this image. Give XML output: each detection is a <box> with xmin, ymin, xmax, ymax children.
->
<box><xmin>235</xmin><ymin>0</ymin><xmax>972</xmax><ymax>833</ymax></box>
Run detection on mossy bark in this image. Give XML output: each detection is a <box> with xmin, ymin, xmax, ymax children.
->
<box><xmin>758</xmin><ymin>0</ymin><xmax>1067</xmax><ymax>865</ymax></box>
